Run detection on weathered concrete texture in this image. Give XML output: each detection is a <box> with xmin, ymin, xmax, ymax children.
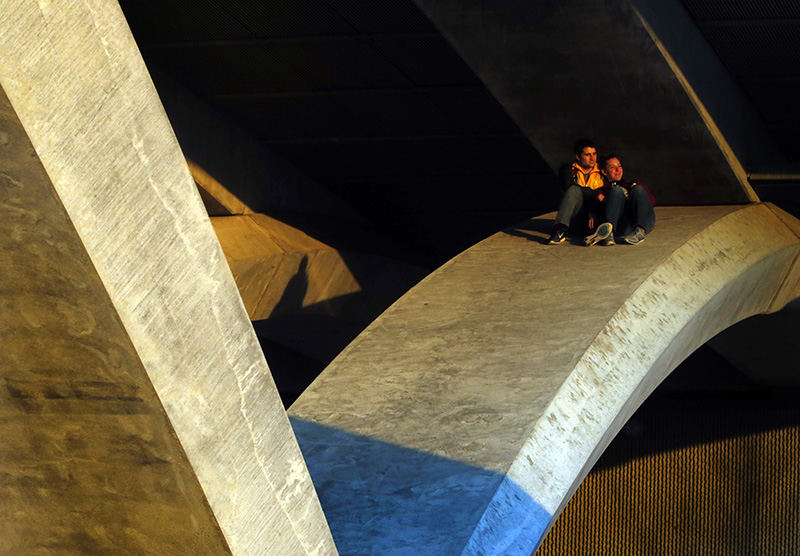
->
<box><xmin>0</xmin><ymin>2</ymin><xmax>335</xmax><ymax>554</ymax></box>
<box><xmin>410</xmin><ymin>0</ymin><xmax>756</xmax><ymax>204</ymax></box>
<box><xmin>0</xmin><ymin>86</ymin><xmax>229</xmax><ymax>554</ymax></box>
<box><xmin>290</xmin><ymin>204</ymin><xmax>800</xmax><ymax>554</ymax></box>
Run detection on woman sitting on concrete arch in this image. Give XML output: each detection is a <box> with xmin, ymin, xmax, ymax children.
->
<box><xmin>599</xmin><ymin>154</ymin><xmax>656</xmax><ymax>245</ymax></box>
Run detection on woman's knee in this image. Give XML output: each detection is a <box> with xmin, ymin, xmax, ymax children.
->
<box><xmin>630</xmin><ymin>185</ymin><xmax>656</xmax><ymax>231</ymax></box>
<box><xmin>607</xmin><ymin>186</ymin><xmax>626</xmax><ymax>201</ymax></box>
<box><xmin>630</xmin><ymin>185</ymin><xmax>650</xmax><ymax>201</ymax></box>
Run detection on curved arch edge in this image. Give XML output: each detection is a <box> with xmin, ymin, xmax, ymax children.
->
<box><xmin>491</xmin><ymin>203</ymin><xmax>800</xmax><ymax>551</ymax></box>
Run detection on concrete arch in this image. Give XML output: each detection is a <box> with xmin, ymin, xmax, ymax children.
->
<box><xmin>494</xmin><ymin>202</ymin><xmax>800</xmax><ymax>552</ymax></box>
<box><xmin>290</xmin><ymin>203</ymin><xmax>800</xmax><ymax>554</ymax></box>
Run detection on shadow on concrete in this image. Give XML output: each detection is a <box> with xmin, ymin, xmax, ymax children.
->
<box><xmin>255</xmin><ymin>251</ymin><xmax>424</xmax><ymax>407</ymax></box>
<box><xmin>505</xmin><ymin>216</ymin><xmax>615</xmax><ymax>246</ymax></box>
<box><xmin>290</xmin><ymin>417</ymin><xmax>550</xmax><ymax>555</ymax></box>
<box><xmin>504</xmin><ymin>217</ymin><xmax>553</xmax><ymax>244</ymax></box>
<box><xmin>268</xmin><ymin>255</ymin><xmax>310</xmax><ymax>320</ymax></box>
<box><xmin>255</xmin><ymin>308</ymin><xmax>365</xmax><ymax>407</ymax></box>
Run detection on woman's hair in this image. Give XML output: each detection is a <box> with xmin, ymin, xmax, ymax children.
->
<box><xmin>600</xmin><ymin>154</ymin><xmax>622</xmax><ymax>168</ymax></box>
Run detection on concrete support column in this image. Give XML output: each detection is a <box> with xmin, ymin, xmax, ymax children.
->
<box><xmin>411</xmin><ymin>0</ymin><xmax>761</xmax><ymax>204</ymax></box>
<box><xmin>0</xmin><ymin>1</ymin><xmax>335</xmax><ymax>553</ymax></box>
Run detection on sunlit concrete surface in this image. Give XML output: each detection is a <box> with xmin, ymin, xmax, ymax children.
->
<box><xmin>0</xmin><ymin>80</ymin><xmax>231</xmax><ymax>556</ymax></box>
<box><xmin>290</xmin><ymin>203</ymin><xmax>800</xmax><ymax>554</ymax></box>
<box><xmin>211</xmin><ymin>210</ymin><xmax>427</xmax><ymax>331</ymax></box>
<box><xmin>188</xmin><ymin>158</ymin><xmax>254</xmax><ymax>217</ymax></box>
<box><xmin>211</xmin><ymin>213</ymin><xmax>362</xmax><ymax>321</ymax></box>
<box><xmin>0</xmin><ymin>2</ymin><xmax>335</xmax><ymax>553</ymax></box>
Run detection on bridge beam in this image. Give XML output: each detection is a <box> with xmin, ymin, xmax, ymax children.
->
<box><xmin>290</xmin><ymin>203</ymin><xmax>800</xmax><ymax>554</ymax></box>
<box><xmin>410</xmin><ymin>0</ymin><xmax>770</xmax><ymax>204</ymax></box>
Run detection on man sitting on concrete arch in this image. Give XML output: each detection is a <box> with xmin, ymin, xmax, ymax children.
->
<box><xmin>548</xmin><ymin>138</ymin><xmax>613</xmax><ymax>246</ymax></box>
<box><xmin>600</xmin><ymin>154</ymin><xmax>656</xmax><ymax>245</ymax></box>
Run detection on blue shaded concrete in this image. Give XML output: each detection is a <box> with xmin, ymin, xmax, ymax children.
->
<box><xmin>291</xmin><ymin>418</ymin><xmax>551</xmax><ymax>555</ymax></box>
<box><xmin>462</xmin><ymin>476</ymin><xmax>551</xmax><ymax>555</ymax></box>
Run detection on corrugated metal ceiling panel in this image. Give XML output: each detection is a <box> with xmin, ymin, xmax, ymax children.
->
<box><xmin>275</xmin><ymin>38</ymin><xmax>412</xmax><ymax>89</ymax></box>
<box><xmin>371</xmin><ymin>34</ymin><xmax>481</xmax><ymax>86</ymax></box>
<box><xmin>682</xmin><ymin>0</ymin><xmax>800</xmax><ymax>21</ymax></box>
<box><xmin>326</xmin><ymin>0</ymin><xmax>435</xmax><ymax>33</ymax></box>
<box><xmin>215</xmin><ymin>0</ymin><xmax>354</xmax><ymax>37</ymax></box>
<box><xmin>143</xmin><ymin>44</ymin><xmax>310</xmax><ymax>94</ymax></box>
<box><xmin>119</xmin><ymin>0</ymin><xmax>250</xmax><ymax>42</ymax></box>
<box><xmin>699</xmin><ymin>21</ymin><xmax>800</xmax><ymax>77</ymax></box>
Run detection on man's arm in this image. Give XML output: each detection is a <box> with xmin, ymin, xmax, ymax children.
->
<box><xmin>558</xmin><ymin>163</ymin><xmax>574</xmax><ymax>193</ymax></box>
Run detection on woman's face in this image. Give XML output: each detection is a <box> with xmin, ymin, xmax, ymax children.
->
<box><xmin>603</xmin><ymin>157</ymin><xmax>623</xmax><ymax>181</ymax></box>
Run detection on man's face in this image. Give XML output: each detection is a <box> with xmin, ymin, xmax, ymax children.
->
<box><xmin>576</xmin><ymin>147</ymin><xmax>597</xmax><ymax>170</ymax></box>
<box><xmin>603</xmin><ymin>157</ymin><xmax>624</xmax><ymax>181</ymax></box>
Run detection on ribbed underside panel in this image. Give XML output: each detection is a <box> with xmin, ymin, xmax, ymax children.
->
<box><xmin>539</xmin><ymin>401</ymin><xmax>800</xmax><ymax>555</ymax></box>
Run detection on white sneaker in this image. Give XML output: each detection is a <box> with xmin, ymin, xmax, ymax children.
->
<box><xmin>585</xmin><ymin>222</ymin><xmax>613</xmax><ymax>247</ymax></box>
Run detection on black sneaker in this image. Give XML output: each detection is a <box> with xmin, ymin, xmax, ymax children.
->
<box><xmin>548</xmin><ymin>226</ymin><xmax>567</xmax><ymax>244</ymax></box>
<box><xmin>623</xmin><ymin>227</ymin><xmax>646</xmax><ymax>245</ymax></box>
<box><xmin>601</xmin><ymin>235</ymin><xmax>616</xmax><ymax>246</ymax></box>
<box><xmin>585</xmin><ymin>222</ymin><xmax>613</xmax><ymax>247</ymax></box>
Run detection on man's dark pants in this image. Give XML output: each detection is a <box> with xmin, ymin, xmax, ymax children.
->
<box><xmin>554</xmin><ymin>185</ymin><xmax>603</xmax><ymax>232</ymax></box>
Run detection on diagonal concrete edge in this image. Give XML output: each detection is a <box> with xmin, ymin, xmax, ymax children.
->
<box><xmin>411</xmin><ymin>0</ymin><xmax>755</xmax><ymax>204</ymax></box>
<box><xmin>629</xmin><ymin>0</ymin><xmax>783</xmax><ymax>171</ymax></box>
<box><xmin>188</xmin><ymin>158</ymin><xmax>254</xmax><ymax>216</ymax></box>
<box><xmin>0</xmin><ymin>2</ymin><xmax>336</xmax><ymax>554</ymax></box>
<box><xmin>629</xmin><ymin>4</ymin><xmax>757</xmax><ymax>202</ymax></box>
<box><xmin>0</xmin><ymin>82</ymin><xmax>230</xmax><ymax>554</ymax></box>
<box><xmin>290</xmin><ymin>203</ymin><xmax>800</xmax><ymax>554</ymax></box>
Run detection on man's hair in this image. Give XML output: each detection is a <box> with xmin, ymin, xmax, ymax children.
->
<box><xmin>574</xmin><ymin>138</ymin><xmax>596</xmax><ymax>155</ymax></box>
<box><xmin>600</xmin><ymin>154</ymin><xmax>622</xmax><ymax>168</ymax></box>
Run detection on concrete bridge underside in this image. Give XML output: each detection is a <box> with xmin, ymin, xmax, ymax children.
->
<box><xmin>290</xmin><ymin>203</ymin><xmax>800</xmax><ymax>554</ymax></box>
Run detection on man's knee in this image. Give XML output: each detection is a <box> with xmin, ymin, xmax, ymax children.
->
<box><xmin>563</xmin><ymin>185</ymin><xmax>583</xmax><ymax>200</ymax></box>
<box><xmin>559</xmin><ymin>185</ymin><xmax>584</xmax><ymax>212</ymax></box>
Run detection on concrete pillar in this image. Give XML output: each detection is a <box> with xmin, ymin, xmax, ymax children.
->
<box><xmin>0</xmin><ymin>1</ymin><xmax>335</xmax><ymax>553</ymax></box>
<box><xmin>0</xmin><ymin>79</ymin><xmax>231</xmax><ymax>556</ymax></box>
<box><xmin>410</xmin><ymin>0</ymin><xmax>762</xmax><ymax>204</ymax></box>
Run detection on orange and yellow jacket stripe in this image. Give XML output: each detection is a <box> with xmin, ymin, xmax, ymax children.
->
<box><xmin>571</xmin><ymin>162</ymin><xmax>604</xmax><ymax>190</ymax></box>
